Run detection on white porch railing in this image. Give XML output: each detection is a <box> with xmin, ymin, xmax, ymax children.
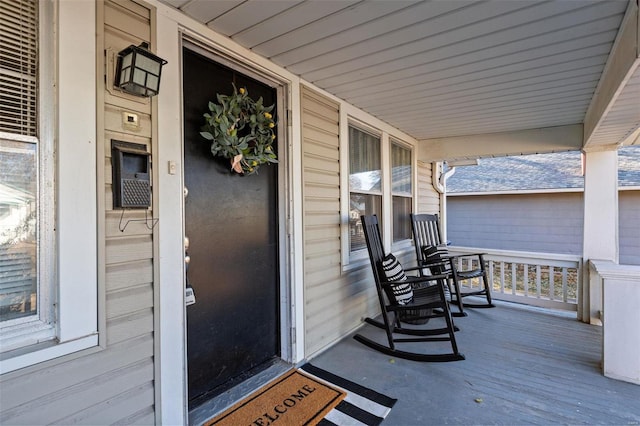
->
<box><xmin>447</xmin><ymin>247</ymin><xmax>582</xmax><ymax>311</ymax></box>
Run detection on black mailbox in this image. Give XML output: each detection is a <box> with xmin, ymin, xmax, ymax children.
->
<box><xmin>111</xmin><ymin>140</ymin><xmax>151</xmax><ymax>209</ymax></box>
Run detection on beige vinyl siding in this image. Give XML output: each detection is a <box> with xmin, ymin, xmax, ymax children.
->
<box><xmin>300</xmin><ymin>85</ymin><xmax>340</xmax><ymax>355</ymax></box>
<box><xmin>301</xmin><ymin>87</ymin><xmax>436</xmax><ymax>356</ymax></box>
<box><xmin>417</xmin><ymin>160</ymin><xmax>440</xmax><ymax>214</ymax></box>
<box><xmin>301</xmin><ymin>86</ymin><xmax>379</xmax><ymax>356</ymax></box>
<box><xmin>100</xmin><ymin>0</ymin><xmax>156</xmax><ymax>421</ymax></box>
<box><xmin>0</xmin><ymin>1</ymin><xmax>156</xmax><ymax>423</ymax></box>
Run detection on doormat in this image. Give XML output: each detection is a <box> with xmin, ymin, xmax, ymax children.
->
<box><xmin>205</xmin><ymin>369</ymin><xmax>346</xmax><ymax>426</ymax></box>
<box><xmin>300</xmin><ymin>363</ymin><xmax>397</xmax><ymax>426</ymax></box>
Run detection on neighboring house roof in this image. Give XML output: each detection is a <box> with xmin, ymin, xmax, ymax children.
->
<box><xmin>446</xmin><ymin>146</ymin><xmax>640</xmax><ymax>193</ymax></box>
<box><xmin>619</xmin><ymin>146</ymin><xmax>640</xmax><ymax>187</ymax></box>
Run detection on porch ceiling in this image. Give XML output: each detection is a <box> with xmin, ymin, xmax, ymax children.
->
<box><xmin>162</xmin><ymin>0</ymin><xmax>638</xmax><ymax>149</ymax></box>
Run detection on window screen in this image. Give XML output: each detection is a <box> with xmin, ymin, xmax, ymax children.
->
<box><xmin>0</xmin><ymin>0</ymin><xmax>38</xmax><ymax>136</ymax></box>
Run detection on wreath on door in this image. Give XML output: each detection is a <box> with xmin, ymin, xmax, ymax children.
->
<box><xmin>200</xmin><ymin>84</ymin><xmax>278</xmax><ymax>175</ymax></box>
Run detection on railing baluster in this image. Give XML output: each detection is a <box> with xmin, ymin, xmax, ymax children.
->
<box><xmin>446</xmin><ymin>246</ymin><xmax>580</xmax><ymax>311</ymax></box>
<box><xmin>562</xmin><ymin>267</ymin><xmax>568</xmax><ymax>302</ymax></box>
<box><xmin>489</xmin><ymin>260</ymin><xmax>495</xmax><ymax>293</ymax></box>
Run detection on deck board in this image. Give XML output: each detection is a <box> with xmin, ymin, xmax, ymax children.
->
<box><xmin>311</xmin><ymin>302</ymin><xmax>640</xmax><ymax>425</ymax></box>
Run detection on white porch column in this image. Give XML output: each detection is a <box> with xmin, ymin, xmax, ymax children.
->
<box><xmin>581</xmin><ymin>148</ymin><xmax>619</xmax><ymax>324</ymax></box>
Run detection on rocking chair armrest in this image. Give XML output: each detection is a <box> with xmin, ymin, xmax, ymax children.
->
<box><xmin>442</xmin><ymin>252</ymin><xmax>486</xmax><ymax>261</ymax></box>
<box><xmin>406</xmin><ymin>273</ymin><xmax>449</xmax><ymax>282</ymax></box>
<box><xmin>418</xmin><ymin>259</ymin><xmax>450</xmax><ymax>269</ymax></box>
<box><xmin>444</xmin><ymin>254</ymin><xmax>488</xmax><ymax>272</ymax></box>
<box><xmin>379</xmin><ymin>274</ymin><xmax>448</xmax><ymax>290</ymax></box>
<box><xmin>403</xmin><ymin>264</ymin><xmax>429</xmax><ymax>273</ymax></box>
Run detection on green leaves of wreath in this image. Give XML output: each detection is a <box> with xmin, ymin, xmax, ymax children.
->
<box><xmin>200</xmin><ymin>84</ymin><xmax>277</xmax><ymax>175</ymax></box>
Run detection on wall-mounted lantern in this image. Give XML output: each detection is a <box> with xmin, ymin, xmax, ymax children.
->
<box><xmin>114</xmin><ymin>42</ymin><xmax>167</xmax><ymax>97</ymax></box>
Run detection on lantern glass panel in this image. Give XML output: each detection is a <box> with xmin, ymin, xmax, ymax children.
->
<box><xmin>147</xmin><ymin>74</ymin><xmax>159</xmax><ymax>92</ymax></box>
<box><xmin>133</xmin><ymin>68</ymin><xmax>146</xmax><ymax>86</ymax></box>
<box><xmin>121</xmin><ymin>52</ymin><xmax>132</xmax><ymax>69</ymax></box>
<box><xmin>120</xmin><ymin>67</ymin><xmax>130</xmax><ymax>85</ymax></box>
<box><xmin>137</xmin><ymin>54</ymin><xmax>160</xmax><ymax>75</ymax></box>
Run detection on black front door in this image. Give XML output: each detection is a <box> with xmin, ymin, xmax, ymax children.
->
<box><xmin>183</xmin><ymin>48</ymin><xmax>280</xmax><ymax>408</ymax></box>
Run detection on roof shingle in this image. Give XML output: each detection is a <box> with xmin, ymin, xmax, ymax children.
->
<box><xmin>446</xmin><ymin>146</ymin><xmax>640</xmax><ymax>193</ymax></box>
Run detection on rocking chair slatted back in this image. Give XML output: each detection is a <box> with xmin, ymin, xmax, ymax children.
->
<box><xmin>410</xmin><ymin>213</ymin><xmax>444</xmax><ymax>266</ymax></box>
<box><xmin>361</xmin><ymin>214</ymin><xmax>386</xmax><ymax>293</ymax></box>
<box><xmin>411</xmin><ymin>213</ymin><xmax>495</xmax><ymax>316</ymax></box>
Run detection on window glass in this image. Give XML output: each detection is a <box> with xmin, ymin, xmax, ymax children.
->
<box><xmin>0</xmin><ymin>140</ymin><xmax>37</xmax><ymax>322</ymax></box>
<box><xmin>392</xmin><ymin>196</ymin><xmax>412</xmax><ymax>242</ymax></box>
<box><xmin>391</xmin><ymin>143</ymin><xmax>412</xmax><ymax>194</ymax></box>
<box><xmin>349</xmin><ymin>126</ymin><xmax>382</xmax><ymax>252</ymax></box>
<box><xmin>391</xmin><ymin>142</ymin><xmax>412</xmax><ymax>242</ymax></box>
<box><xmin>0</xmin><ymin>0</ymin><xmax>39</xmax><ymax>325</ymax></box>
<box><xmin>349</xmin><ymin>193</ymin><xmax>382</xmax><ymax>252</ymax></box>
<box><xmin>349</xmin><ymin>126</ymin><xmax>381</xmax><ymax>192</ymax></box>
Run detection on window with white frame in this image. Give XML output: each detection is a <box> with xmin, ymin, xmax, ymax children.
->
<box><xmin>0</xmin><ymin>0</ymin><xmax>48</xmax><ymax>336</ymax></box>
<box><xmin>348</xmin><ymin>125</ymin><xmax>382</xmax><ymax>254</ymax></box>
<box><xmin>391</xmin><ymin>141</ymin><xmax>412</xmax><ymax>242</ymax></box>
<box><xmin>0</xmin><ymin>0</ymin><xmax>98</xmax><ymax>372</ymax></box>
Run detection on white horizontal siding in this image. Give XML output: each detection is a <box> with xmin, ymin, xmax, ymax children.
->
<box><xmin>57</xmin><ymin>381</ymin><xmax>155</xmax><ymax>425</ymax></box>
<box><xmin>0</xmin><ymin>335</ymin><xmax>154</xmax><ymax>424</ymax></box>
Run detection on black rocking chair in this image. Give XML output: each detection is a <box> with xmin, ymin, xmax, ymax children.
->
<box><xmin>353</xmin><ymin>215</ymin><xmax>464</xmax><ymax>362</ymax></box>
<box><xmin>411</xmin><ymin>213</ymin><xmax>495</xmax><ymax>316</ymax></box>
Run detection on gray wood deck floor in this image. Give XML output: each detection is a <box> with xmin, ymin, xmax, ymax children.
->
<box><xmin>311</xmin><ymin>302</ymin><xmax>640</xmax><ymax>425</ymax></box>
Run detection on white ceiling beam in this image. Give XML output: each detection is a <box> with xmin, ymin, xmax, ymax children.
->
<box><xmin>584</xmin><ymin>0</ymin><xmax>640</xmax><ymax>149</ymax></box>
<box><xmin>418</xmin><ymin>124</ymin><xmax>583</xmax><ymax>162</ymax></box>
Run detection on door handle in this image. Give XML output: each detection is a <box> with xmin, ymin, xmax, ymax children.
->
<box><xmin>185</xmin><ymin>235</ymin><xmax>196</xmax><ymax>306</ymax></box>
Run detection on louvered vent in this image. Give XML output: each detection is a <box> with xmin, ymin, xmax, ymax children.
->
<box><xmin>0</xmin><ymin>0</ymin><xmax>38</xmax><ymax>137</ymax></box>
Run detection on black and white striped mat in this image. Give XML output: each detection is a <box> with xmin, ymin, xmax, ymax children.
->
<box><xmin>299</xmin><ymin>364</ymin><xmax>396</xmax><ymax>426</ymax></box>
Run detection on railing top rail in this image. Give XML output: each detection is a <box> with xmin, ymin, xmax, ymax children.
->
<box><xmin>447</xmin><ymin>246</ymin><xmax>582</xmax><ymax>267</ymax></box>
<box><xmin>590</xmin><ymin>260</ymin><xmax>640</xmax><ymax>281</ymax></box>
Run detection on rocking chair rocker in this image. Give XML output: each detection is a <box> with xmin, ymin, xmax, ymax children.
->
<box><xmin>353</xmin><ymin>215</ymin><xmax>464</xmax><ymax>362</ymax></box>
<box><xmin>411</xmin><ymin>213</ymin><xmax>495</xmax><ymax>316</ymax></box>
